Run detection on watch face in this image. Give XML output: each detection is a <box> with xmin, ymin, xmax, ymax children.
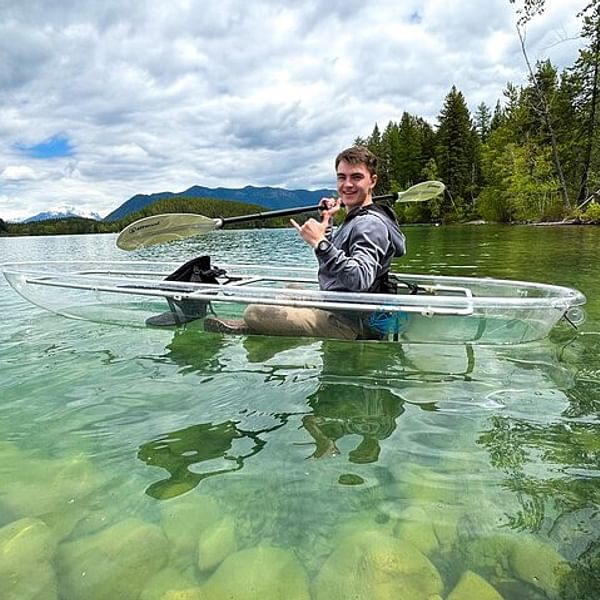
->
<box><xmin>318</xmin><ymin>240</ymin><xmax>329</xmax><ymax>252</ymax></box>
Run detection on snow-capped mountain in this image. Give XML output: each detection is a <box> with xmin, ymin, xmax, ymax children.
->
<box><xmin>22</xmin><ymin>207</ymin><xmax>103</xmax><ymax>223</ymax></box>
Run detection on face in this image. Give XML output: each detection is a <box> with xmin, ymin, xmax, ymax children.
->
<box><xmin>336</xmin><ymin>160</ymin><xmax>377</xmax><ymax>211</ymax></box>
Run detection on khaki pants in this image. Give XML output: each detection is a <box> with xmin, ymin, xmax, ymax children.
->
<box><xmin>243</xmin><ymin>305</ymin><xmax>359</xmax><ymax>340</ymax></box>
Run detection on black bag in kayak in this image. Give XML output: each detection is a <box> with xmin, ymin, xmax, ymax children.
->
<box><xmin>164</xmin><ymin>255</ymin><xmax>226</xmax><ymax>285</ymax></box>
<box><xmin>146</xmin><ymin>255</ymin><xmax>225</xmax><ymax>326</ymax></box>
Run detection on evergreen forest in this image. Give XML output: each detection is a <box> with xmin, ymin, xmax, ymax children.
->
<box><xmin>360</xmin><ymin>1</ymin><xmax>600</xmax><ymax>224</ymax></box>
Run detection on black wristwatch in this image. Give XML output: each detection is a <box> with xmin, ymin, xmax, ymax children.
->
<box><xmin>316</xmin><ymin>239</ymin><xmax>332</xmax><ymax>254</ymax></box>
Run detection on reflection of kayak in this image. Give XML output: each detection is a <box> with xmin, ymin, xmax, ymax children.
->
<box><xmin>2</xmin><ymin>260</ymin><xmax>586</xmax><ymax>345</ymax></box>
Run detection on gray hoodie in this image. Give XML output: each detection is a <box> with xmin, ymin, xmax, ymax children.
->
<box><xmin>316</xmin><ymin>204</ymin><xmax>406</xmax><ymax>292</ymax></box>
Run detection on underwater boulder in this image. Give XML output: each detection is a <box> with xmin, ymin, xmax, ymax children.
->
<box><xmin>0</xmin><ymin>448</ymin><xmax>99</xmax><ymax>519</ymax></box>
<box><xmin>201</xmin><ymin>545</ymin><xmax>310</xmax><ymax>600</ymax></box>
<box><xmin>393</xmin><ymin>505</ymin><xmax>439</xmax><ymax>555</ymax></box>
<box><xmin>459</xmin><ymin>533</ymin><xmax>513</xmax><ymax>575</ymax></box>
<box><xmin>57</xmin><ymin>518</ymin><xmax>169</xmax><ymax>600</ymax></box>
<box><xmin>160</xmin><ymin>590</ymin><xmax>204</xmax><ymax>600</ymax></box>
<box><xmin>446</xmin><ymin>570</ymin><xmax>504</xmax><ymax>600</ymax></box>
<box><xmin>429</xmin><ymin>504</ymin><xmax>460</xmax><ymax>551</ymax></box>
<box><xmin>139</xmin><ymin>567</ymin><xmax>200</xmax><ymax>600</ymax></box>
<box><xmin>314</xmin><ymin>529</ymin><xmax>444</xmax><ymax>600</ymax></box>
<box><xmin>160</xmin><ymin>494</ymin><xmax>223</xmax><ymax>568</ymax></box>
<box><xmin>508</xmin><ymin>535</ymin><xmax>571</xmax><ymax>597</ymax></box>
<box><xmin>0</xmin><ymin>517</ymin><xmax>58</xmax><ymax>600</ymax></box>
<box><xmin>197</xmin><ymin>515</ymin><xmax>237</xmax><ymax>572</ymax></box>
<box><xmin>332</xmin><ymin>515</ymin><xmax>394</xmax><ymax>545</ymax></box>
<box><xmin>388</xmin><ymin>462</ymin><xmax>457</xmax><ymax>505</ymax></box>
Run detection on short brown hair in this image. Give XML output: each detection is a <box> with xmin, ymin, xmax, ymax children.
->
<box><xmin>335</xmin><ymin>145</ymin><xmax>378</xmax><ymax>177</ymax></box>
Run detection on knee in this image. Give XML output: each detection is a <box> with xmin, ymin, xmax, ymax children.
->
<box><xmin>243</xmin><ymin>304</ymin><xmax>270</xmax><ymax>328</ymax></box>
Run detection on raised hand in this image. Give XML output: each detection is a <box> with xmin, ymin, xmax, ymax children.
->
<box><xmin>290</xmin><ymin>207</ymin><xmax>334</xmax><ymax>248</ymax></box>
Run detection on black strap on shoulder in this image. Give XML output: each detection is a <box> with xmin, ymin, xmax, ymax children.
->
<box><xmin>343</xmin><ymin>204</ymin><xmax>400</xmax><ymax>294</ymax></box>
<box><xmin>344</xmin><ymin>202</ymin><xmax>399</xmax><ymax>225</ymax></box>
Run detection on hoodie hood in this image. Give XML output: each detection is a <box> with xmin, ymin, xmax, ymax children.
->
<box><xmin>345</xmin><ymin>203</ymin><xmax>406</xmax><ymax>257</ymax></box>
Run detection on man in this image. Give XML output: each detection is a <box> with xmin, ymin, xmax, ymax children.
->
<box><xmin>205</xmin><ymin>146</ymin><xmax>406</xmax><ymax>339</ymax></box>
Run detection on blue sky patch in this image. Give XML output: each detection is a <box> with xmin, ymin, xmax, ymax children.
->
<box><xmin>15</xmin><ymin>134</ymin><xmax>74</xmax><ymax>159</ymax></box>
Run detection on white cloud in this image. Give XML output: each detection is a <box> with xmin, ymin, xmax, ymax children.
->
<box><xmin>1</xmin><ymin>166</ymin><xmax>38</xmax><ymax>181</ymax></box>
<box><xmin>0</xmin><ymin>0</ymin><xmax>587</xmax><ymax>220</ymax></box>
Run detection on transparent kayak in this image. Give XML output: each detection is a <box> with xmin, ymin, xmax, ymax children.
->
<box><xmin>2</xmin><ymin>260</ymin><xmax>587</xmax><ymax>345</ymax></box>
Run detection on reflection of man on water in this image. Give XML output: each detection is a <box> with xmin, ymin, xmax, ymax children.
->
<box><xmin>303</xmin><ymin>387</ymin><xmax>404</xmax><ymax>463</ymax></box>
<box><xmin>298</xmin><ymin>340</ymin><xmax>411</xmax><ymax>465</ymax></box>
<box><xmin>138</xmin><ymin>332</ymin><xmax>436</xmax><ymax>497</ymax></box>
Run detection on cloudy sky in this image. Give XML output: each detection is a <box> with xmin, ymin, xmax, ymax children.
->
<box><xmin>0</xmin><ymin>0</ymin><xmax>587</xmax><ymax>220</ymax></box>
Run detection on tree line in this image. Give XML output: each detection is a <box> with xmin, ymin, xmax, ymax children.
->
<box><xmin>357</xmin><ymin>0</ymin><xmax>600</xmax><ymax>224</ymax></box>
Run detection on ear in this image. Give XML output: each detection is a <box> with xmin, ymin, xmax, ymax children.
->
<box><xmin>371</xmin><ymin>173</ymin><xmax>378</xmax><ymax>189</ymax></box>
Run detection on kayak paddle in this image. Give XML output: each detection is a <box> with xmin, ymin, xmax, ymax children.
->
<box><xmin>116</xmin><ymin>180</ymin><xmax>445</xmax><ymax>250</ymax></box>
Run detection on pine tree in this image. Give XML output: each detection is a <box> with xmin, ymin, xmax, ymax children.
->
<box><xmin>435</xmin><ymin>86</ymin><xmax>482</xmax><ymax>218</ymax></box>
<box><xmin>490</xmin><ymin>100</ymin><xmax>505</xmax><ymax>131</ymax></box>
<box><xmin>378</xmin><ymin>121</ymin><xmax>400</xmax><ymax>194</ymax></box>
<box><xmin>474</xmin><ymin>102</ymin><xmax>492</xmax><ymax>142</ymax></box>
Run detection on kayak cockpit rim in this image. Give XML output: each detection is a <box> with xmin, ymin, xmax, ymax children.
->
<box><xmin>1</xmin><ymin>260</ymin><xmax>586</xmax><ymax>316</ymax></box>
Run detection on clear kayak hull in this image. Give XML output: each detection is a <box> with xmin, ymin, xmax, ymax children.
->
<box><xmin>2</xmin><ymin>260</ymin><xmax>587</xmax><ymax>345</ymax></box>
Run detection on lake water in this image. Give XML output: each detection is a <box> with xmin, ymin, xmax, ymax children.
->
<box><xmin>1</xmin><ymin>225</ymin><xmax>599</xmax><ymax>600</ymax></box>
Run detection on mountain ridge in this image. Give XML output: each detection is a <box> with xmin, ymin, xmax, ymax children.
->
<box><xmin>103</xmin><ymin>184</ymin><xmax>335</xmax><ymax>222</ymax></box>
<box><xmin>23</xmin><ymin>207</ymin><xmax>103</xmax><ymax>223</ymax></box>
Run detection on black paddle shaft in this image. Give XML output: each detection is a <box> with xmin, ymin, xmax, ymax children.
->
<box><xmin>219</xmin><ymin>192</ymin><xmax>399</xmax><ymax>226</ymax></box>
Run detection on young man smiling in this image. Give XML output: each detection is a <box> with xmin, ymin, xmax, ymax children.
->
<box><xmin>206</xmin><ymin>145</ymin><xmax>406</xmax><ymax>339</ymax></box>
<box><xmin>291</xmin><ymin>145</ymin><xmax>406</xmax><ymax>294</ymax></box>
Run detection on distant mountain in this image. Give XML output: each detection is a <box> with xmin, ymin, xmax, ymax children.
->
<box><xmin>103</xmin><ymin>185</ymin><xmax>335</xmax><ymax>222</ymax></box>
<box><xmin>23</xmin><ymin>207</ymin><xmax>102</xmax><ymax>223</ymax></box>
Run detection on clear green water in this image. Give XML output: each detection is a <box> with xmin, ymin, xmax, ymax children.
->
<box><xmin>1</xmin><ymin>225</ymin><xmax>599</xmax><ymax>600</ymax></box>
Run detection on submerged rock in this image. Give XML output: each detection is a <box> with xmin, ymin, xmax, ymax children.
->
<box><xmin>57</xmin><ymin>518</ymin><xmax>169</xmax><ymax>600</ymax></box>
<box><xmin>393</xmin><ymin>505</ymin><xmax>440</xmax><ymax>555</ymax></box>
<box><xmin>197</xmin><ymin>515</ymin><xmax>236</xmax><ymax>572</ymax></box>
<box><xmin>0</xmin><ymin>446</ymin><xmax>99</xmax><ymax>521</ymax></box>
<box><xmin>160</xmin><ymin>589</ymin><xmax>204</xmax><ymax>600</ymax></box>
<box><xmin>332</xmin><ymin>515</ymin><xmax>394</xmax><ymax>545</ymax></box>
<box><xmin>447</xmin><ymin>570</ymin><xmax>504</xmax><ymax>600</ymax></box>
<box><xmin>508</xmin><ymin>535</ymin><xmax>571</xmax><ymax>597</ymax></box>
<box><xmin>202</xmin><ymin>545</ymin><xmax>310</xmax><ymax>600</ymax></box>
<box><xmin>160</xmin><ymin>494</ymin><xmax>223</xmax><ymax>568</ymax></box>
<box><xmin>388</xmin><ymin>462</ymin><xmax>457</xmax><ymax>505</ymax></box>
<box><xmin>460</xmin><ymin>533</ymin><xmax>514</xmax><ymax>575</ymax></box>
<box><xmin>139</xmin><ymin>567</ymin><xmax>199</xmax><ymax>600</ymax></box>
<box><xmin>0</xmin><ymin>517</ymin><xmax>58</xmax><ymax>600</ymax></box>
<box><xmin>314</xmin><ymin>529</ymin><xmax>444</xmax><ymax>600</ymax></box>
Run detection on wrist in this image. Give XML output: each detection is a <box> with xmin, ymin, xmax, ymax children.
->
<box><xmin>315</xmin><ymin>238</ymin><xmax>332</xmax><ymax>255</ymax></box>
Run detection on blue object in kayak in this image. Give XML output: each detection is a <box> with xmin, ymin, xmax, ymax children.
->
<box><xmin>367</xmin><ymin>311</ymin><xmax>410</xmax><ymax>335</ymax></box>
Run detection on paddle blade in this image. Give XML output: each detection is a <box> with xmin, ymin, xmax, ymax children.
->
<box><xmin>399</xmin><ymin>180</ymin><xmax>446</xmax><ymax>202</ymax></box>
<box><xmin>116</xmin><ymin>213</ymin><xmax>221</xmax><ymax>250</ymax></box>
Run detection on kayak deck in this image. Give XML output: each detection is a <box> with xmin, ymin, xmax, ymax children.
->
<box><xmin>2</xmin><ymin>260</ymin><xmax>587</xmax><ymax>345</ymax></box>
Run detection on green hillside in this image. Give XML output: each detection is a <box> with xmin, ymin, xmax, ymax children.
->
<box><xmin>1</xmin><ymin>196</ymin><xmax>304</xmax><ymax>238</ymax></box>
